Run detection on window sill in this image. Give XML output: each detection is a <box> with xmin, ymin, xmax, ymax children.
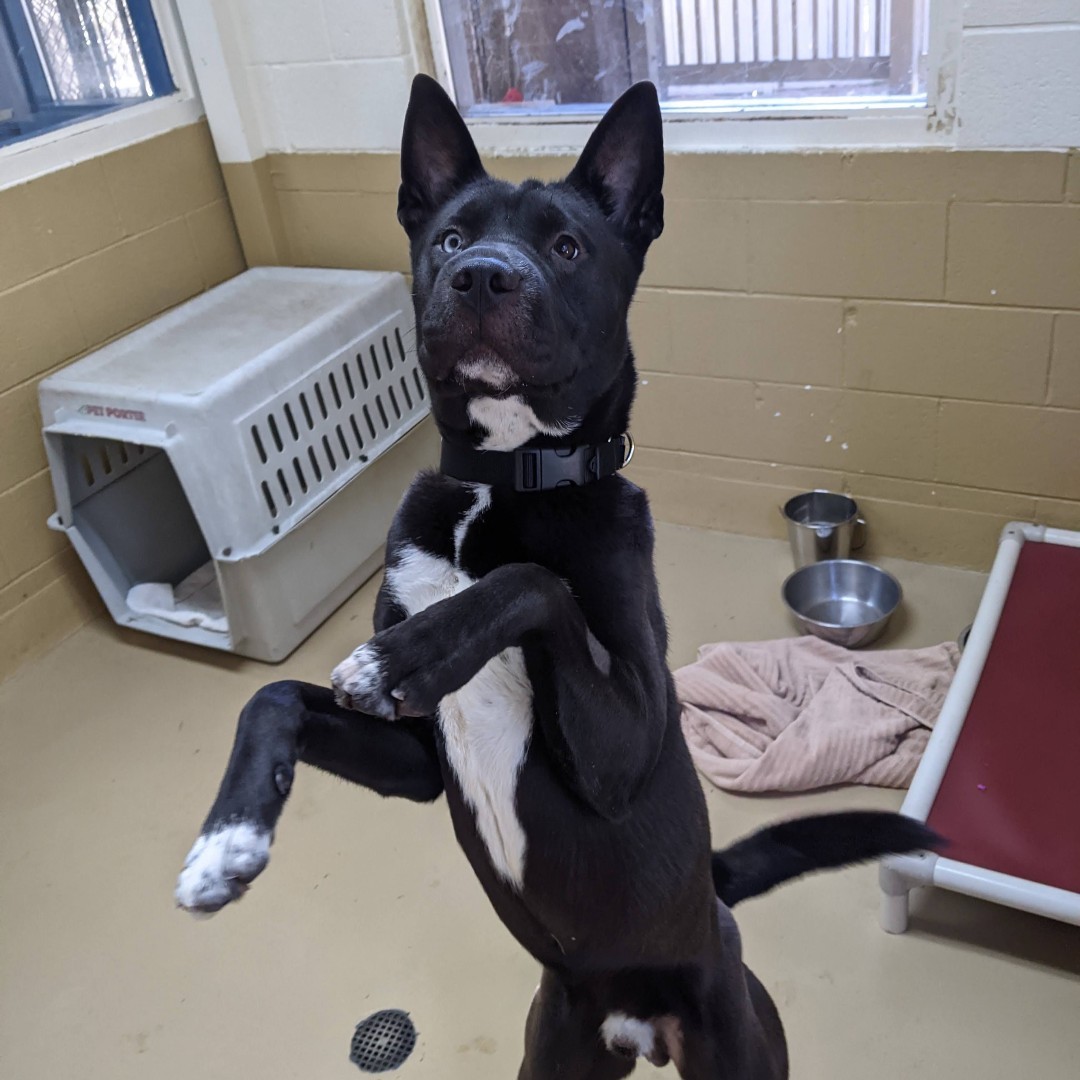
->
<box><xmin>0</xmin><ymin>91</ymin><xmax>203</xmax><ymax>191</ymax></box>
<box><xmin>1</xmin><ymin>103</ymin><xmax>130</xmax><ymax>148</ymax></box>
<box><xmin>465</xmin><ymin>106</ymin><xmax>952</xmax><ymax>157</ymax></box>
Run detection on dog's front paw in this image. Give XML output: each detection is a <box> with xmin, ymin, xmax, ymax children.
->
<box><xmin>331</xmin><ymin>642</ymin><xmax>401</xmax><ymax>719</ymax></box>
<box><xmin>175</xmin><ymin>821</ymin><xmax>271</xmax><ymax>916</ymax></box>
<box><xmin>332</xmin><ymin>622</ymin><xmax>451</xmax><ymax>720</ymax></box>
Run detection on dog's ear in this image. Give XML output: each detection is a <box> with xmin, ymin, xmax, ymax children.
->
<box><xmin>398</xmin><ymin>74</ymin><xmax>486</xmax><ymax>235</ymax></box>
<box><xmin>566</xmin><ymin>81</ymin><xmax>664</xmax><ymax>256</ymax></box>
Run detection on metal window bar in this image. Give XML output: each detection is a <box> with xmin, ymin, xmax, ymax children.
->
<box><xmin>659</xmin><ymin>0</ymin><xmax>924</xmax><ymax>93</ymax></box>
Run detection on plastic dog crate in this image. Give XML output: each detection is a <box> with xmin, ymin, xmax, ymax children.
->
<box><xmin>39</xmin><ymin>267</ymin><xmax>437</xmax><ymax>661</ymax></box>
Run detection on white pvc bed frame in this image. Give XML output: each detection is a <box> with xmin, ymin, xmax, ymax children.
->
<box><xmin>880</xmin><ymin>522</ymin><xmax>1080</xmax><ymax>933</ymax></box>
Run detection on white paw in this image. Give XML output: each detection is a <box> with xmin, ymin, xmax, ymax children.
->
<box><xmin>601</xmin><ymin>1013</ymin><xmax>656</xmax><ymax>1060</ymax></box>
<box><xmin>331</xmin><ymin>643</ymin><xmax>395</xmax><ymax>719</ymax></box>
<box><xmin>175</xmin><ymin>822</ymin><xmax>270</xmax><ymax>916</ymax></box>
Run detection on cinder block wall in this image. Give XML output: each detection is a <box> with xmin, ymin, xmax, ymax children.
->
<box><xmin>227</xmin><ymin>148</ymin><xmax>1080</xmax><ymax>570</ymax></box>
<box><xmin>0</xmin><ymin>122</ymin><xmax>245</xmax><ymax>680</ymax></box>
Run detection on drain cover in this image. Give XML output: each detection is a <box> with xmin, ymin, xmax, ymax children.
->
<box><xmin>350</xmin><ymin>1009</ymin><xmax>417</xmax><ymax>1073</ymax></box>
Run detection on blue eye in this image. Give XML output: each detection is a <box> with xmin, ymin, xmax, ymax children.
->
<box><xmin>440</xmin><ymin>230</ymin><xmax>463</xmax><ymax>254</ymax></box>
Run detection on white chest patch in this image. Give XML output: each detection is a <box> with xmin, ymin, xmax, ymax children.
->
<box><xmin>385</xmin><ymin>484</ymin><xmax>533</xmax><ymax>890</ymax></box>
<box><xmin>467</xmin><ymin>395</ymin><xmax>579</xmax><ymax>451</ymax></box>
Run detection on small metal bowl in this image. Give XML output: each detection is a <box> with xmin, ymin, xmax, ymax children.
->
<box><xmin>782</xmin><ymin>559</ymin><xmax>902</xmax><ymax>649</ymax></box>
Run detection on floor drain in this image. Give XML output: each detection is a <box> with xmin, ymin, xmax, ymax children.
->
<box><xmin>350</xmin><ymin>1009</ymin><xmax>417</xmax><ymax>1073</ymax></box>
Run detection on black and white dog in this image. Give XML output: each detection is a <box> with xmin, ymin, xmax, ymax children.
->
<box><xmin>176</xmin><ymin>77</ymin><xmax>937</xmax><ymax>1078</ymax></box>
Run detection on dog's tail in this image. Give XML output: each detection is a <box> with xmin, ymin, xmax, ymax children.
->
<box><xmin>711</xmin><ymin>811</ymin><xmax>940</xmax><ymax>908</ymax></box>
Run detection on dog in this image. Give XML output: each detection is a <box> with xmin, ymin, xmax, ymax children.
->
<box><xmin>175</xmin><ymin>76</ymin><xmax>939</xmax><ymax>1077</ymax></box>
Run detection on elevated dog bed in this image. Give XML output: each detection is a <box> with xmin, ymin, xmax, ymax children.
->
<box><xmin>880</xmin><ymin>523</ymin><xmax>1080</xmax><ymax>931</ymax></box>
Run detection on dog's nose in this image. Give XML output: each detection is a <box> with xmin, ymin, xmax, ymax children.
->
<box><xmin>450</xmin><ymin>258</ymin><xmax>521</xmax><ymax>307</ymax></box>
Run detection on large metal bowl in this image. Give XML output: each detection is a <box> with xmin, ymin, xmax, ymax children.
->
<box><xmin>781</xmin><ymin>559</ymin><xmax>902</xmax><ymax>648</ymax></box>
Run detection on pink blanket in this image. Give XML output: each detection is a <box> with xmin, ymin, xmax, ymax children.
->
<box><xmin>675</xmin><ymin>637</ymin><xmax>959</xmax><ymax>793</ymax></box>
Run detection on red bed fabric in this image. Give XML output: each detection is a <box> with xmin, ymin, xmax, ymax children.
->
<box><xmin>927</xmin><ymin>541</ymin><xmax>1080</xmax><ymax>894</ymax></box>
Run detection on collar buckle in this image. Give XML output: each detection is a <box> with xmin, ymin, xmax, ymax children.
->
<box><xmin>515</xmin><ymin>446</ymin><xmax>596</xmax><ymax>492</ymax></box>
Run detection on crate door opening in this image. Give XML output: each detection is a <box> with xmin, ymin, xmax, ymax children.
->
<box><xmin>51</xmin><ymin>434</ymin><xmax>228</xmax><ymax>647</ymax></box>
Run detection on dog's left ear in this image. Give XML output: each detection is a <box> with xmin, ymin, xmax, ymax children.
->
<box><xmin>567</xmin><ymin>81</ymin><xmax>664</xmax><ymax>257</ymax></box>
<box><xmin>399</xmin><ymin>74</ymin><xmax>486</xmax><ymax>235</ymax></box>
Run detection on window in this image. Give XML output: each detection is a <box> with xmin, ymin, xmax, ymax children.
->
<box><xmin>432</xmin><ymin>0</ymin><xmax>930</xmax><ymax>115</ymax></box>
<box><xmin>0</xmin><ymin>0</ymin><xmax>173</xmax><ymax>146</ymax></box>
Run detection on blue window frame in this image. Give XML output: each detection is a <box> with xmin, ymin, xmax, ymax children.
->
<box><xmin>0</xmin><ymin>0</ymin><xmax>174</xmax><ymax>147</ymax></box>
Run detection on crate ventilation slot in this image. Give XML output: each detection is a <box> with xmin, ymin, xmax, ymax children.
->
<box><xmin>245</xmin><ymin>327</ymin><xmax>425</xmax><ymax>523</ymax></box>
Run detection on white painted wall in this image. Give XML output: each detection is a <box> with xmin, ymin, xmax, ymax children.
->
<box><xmin>230</xmin><ymin>0</ymin><xmax>420</xmax><ymax>153</ymax></box>
<box><xmin>956</xmin><ymin>2</ymin><xmax>1080</xmax><ymax>148</ymax></box>
<box><xmin>181</xmin><ymin>0</ymin><xmax>1080</xmax><ymax>160</ymax></box>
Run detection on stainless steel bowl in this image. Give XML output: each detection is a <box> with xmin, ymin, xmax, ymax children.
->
<box><xmin>782</xmin><ymin>559</ymin><xmax>902</xmax><ymax>648</ymax></box>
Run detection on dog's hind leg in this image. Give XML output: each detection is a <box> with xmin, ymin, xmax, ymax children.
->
<box><xmin>670</xmin><ymin>929</ymin><xmax>787</xmax><ymax>1080</ymax></box>
<box><xmin>518</xmin><ymin>971</ymin><xmax>636</xmax><ymax>1080</ymax></box>
<box><xmin>175</xmin><ymin>679</ymin><xmax>441</xmax><ymax>915</ymax></box>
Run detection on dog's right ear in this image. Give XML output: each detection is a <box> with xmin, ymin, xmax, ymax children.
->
<box><xmin>566</xmin><ymin>81</ymin><xmax>664</xmax><ymax>259</ymax></box>
<box><xmin>398</xmin><ymin>75</ymin><xmax>486</xmax><ymax>235</ymax></box>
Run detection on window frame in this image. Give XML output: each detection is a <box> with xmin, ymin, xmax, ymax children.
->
<box><xmin>0</xmin><ymin>0</ymin><xmax>177</xmax><ymax>146</ymax></box>
<box><xmin>0</xmin><ymin>0</ymin><xmax>198</xmax><ymax>191</ymax></box>
<box><xmin>420</xmin><ymin>0</ymin><xmax>963</xmax><ymax>152</ymax></box>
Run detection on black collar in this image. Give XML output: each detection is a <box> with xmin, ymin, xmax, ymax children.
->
<box><xmin>440</xmin><ymin>434</ymin><xmax>634</xmax><ymax>492</ymax></box>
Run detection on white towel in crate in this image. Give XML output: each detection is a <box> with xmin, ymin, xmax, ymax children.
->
<box><xmin>127</xmin><ymin>563</ymin><xmax>227</xmax><ymax>633</ymax></box>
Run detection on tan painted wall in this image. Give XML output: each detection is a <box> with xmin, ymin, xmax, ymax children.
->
<box><xmin>229</xmin><ymin>147</ymin><xmax>1080</xmax><ymax>571</ymax></box>
<box><xmin>0</xmin><ymin>121</ymin><xmax>245</xmax><ymax>681</ymax></box>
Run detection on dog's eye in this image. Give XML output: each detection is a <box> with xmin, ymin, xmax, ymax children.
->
<box><xmin>553</xmin><ymin>235</ymin><xmax>579</xmax><ymax>261</ymax></box>
<box><xmin>440</xmin><ymin>230</ymin><xmax>464</xmax><ymax>254</ymax></box>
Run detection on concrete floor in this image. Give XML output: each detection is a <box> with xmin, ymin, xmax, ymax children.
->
<box><xmin>2</xmin><ymin>525</ymin><xmax>1078</xmax><ymax>1079</ymax></box>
